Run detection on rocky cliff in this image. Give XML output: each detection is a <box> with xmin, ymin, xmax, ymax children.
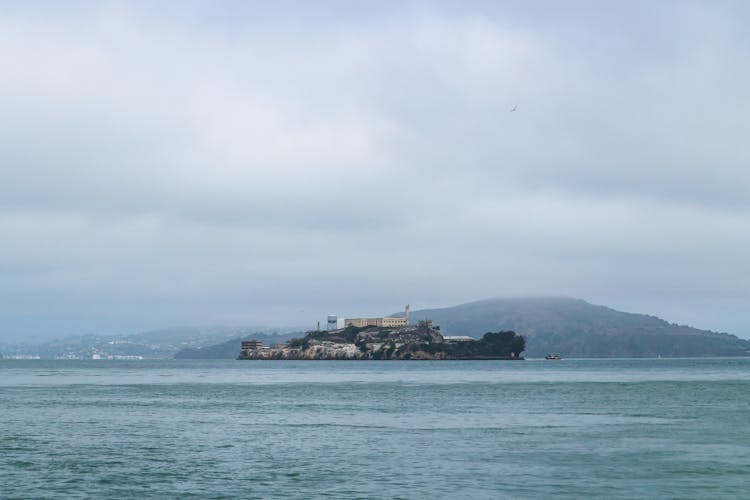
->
<box><xmin>238</xmin><ymin>324</ymin><xmax>524</xmax><ymax>360</ymax></box>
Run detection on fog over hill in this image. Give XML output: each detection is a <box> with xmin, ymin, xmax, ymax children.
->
<box><xmin>5</xmin><ymin>297</ymin><xmax>743</xmax><ymax>360</ymax></box>
<box><xmin>398</xmin><ymin>298</ymin><xmax>750</xmax><ymax>358</ymax></box>
<box><xmin>0</xmin><ymin>326</ymin><xmax>302</xmax><ymax>360</ymax></box>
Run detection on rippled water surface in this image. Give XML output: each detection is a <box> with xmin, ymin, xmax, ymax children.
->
<box><xmin>2</xmin><ymin>358</ymin><xmax>749</xmax><ymax>498</ymax></box>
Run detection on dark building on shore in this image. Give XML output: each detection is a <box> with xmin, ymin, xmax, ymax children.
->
<box><xmin>240</xmin><ymin>340</ymin><xmax>263</xmax><ymax>356</ymax></box>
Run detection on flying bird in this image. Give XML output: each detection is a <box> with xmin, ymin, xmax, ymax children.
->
<box><xmin>510</xmin><ymin>105</ymin><xmax>517</xmax><ymax>112</ymax></box>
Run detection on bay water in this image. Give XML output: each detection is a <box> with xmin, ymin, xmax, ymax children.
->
<box><xmin>2</xmin><ymin>358</ymin><xmax>749</xmax><ymax>498</ymax></box>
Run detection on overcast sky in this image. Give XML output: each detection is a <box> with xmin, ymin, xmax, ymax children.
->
<box><xmin>1</xmin><ymin>0</ymin><xmax>748</xmax><ymax>342</ymax></box>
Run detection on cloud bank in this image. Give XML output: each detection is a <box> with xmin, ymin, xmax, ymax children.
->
<box><xmin>1</xmin><ymin>1</ymin><xmax>748</xmax><ymax>340</ymax></box>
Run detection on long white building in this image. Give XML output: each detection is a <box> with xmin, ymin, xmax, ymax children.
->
<box><xmin>344</xmin><ymin>316</ymin><xmax>407</xmax><ymax>328</ymax></box>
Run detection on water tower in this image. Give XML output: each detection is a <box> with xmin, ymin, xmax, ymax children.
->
<box><xmin>327</xmin><ymin>315</ymin><xmax>338</xmax><ymax>331</ymax></box>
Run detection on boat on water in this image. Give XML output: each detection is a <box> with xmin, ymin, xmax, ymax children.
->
<box><xmin>545</xmin><ymin>354</ymin><xmax>561</xmax><ymax>360</ymax></box>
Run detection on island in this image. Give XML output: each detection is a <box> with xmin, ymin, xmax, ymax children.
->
<box><xmin>238</xmin><ymin>321</ymin><xmax>525</xmax><ymax>360</ymax></box>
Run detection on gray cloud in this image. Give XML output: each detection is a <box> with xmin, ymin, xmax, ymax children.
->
<box><xmin>1</xmin><ymin>1</ymin><xmax>748</xmax><ymax>341</ymax></box>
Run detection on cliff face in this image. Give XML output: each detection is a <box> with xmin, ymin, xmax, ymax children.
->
<box><xmin>238</xmin><ymin>340</ymin><xmax>449</xmax><ymax>360</ymax></box>
<box><xmin>241</xmin><ymin>342</ymin><xmax>366</xmax><ymax>360</ymax></box>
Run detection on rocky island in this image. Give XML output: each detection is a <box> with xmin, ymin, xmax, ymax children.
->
<box><xmin>238</xmin><ymin>321</ymin><xmax>525</xmax><ymax>360</ymax></box>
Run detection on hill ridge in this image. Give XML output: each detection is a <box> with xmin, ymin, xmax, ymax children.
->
<box><xmin>395</xmin><ymin>297</ymin><xmax>747</xmax><ymax>358</ymax></box>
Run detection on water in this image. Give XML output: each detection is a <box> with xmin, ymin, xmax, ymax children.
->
<box><xmin>2</xmin><ymin>358</ymin><xmax>749</xmax><ymax>498</ymax></box>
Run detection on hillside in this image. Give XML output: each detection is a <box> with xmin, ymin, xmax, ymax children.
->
<box><xmin>398</xmin><ymin>297</ymin><xmax>749</xmax><ymax>358</ymax></box>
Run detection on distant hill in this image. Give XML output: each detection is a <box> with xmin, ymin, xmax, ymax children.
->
<box><xmin>397</xmin><ymin>297</ymin><xmax>750</xmax><ymax>358</ymax></box>
<box><xmin>173</xmin><ymin>332</ymin><xmax>299</xmax><ymax>359</ymax></box>
<box><xmin>2</xmin><ymin>326</ymin><xmax>302</xmax><ymax>359</ymax></box>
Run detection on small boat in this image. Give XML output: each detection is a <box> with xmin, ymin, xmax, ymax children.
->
<box><xmin>545</xmin><ymin>354</ymin><xmax>561</xmax><ymax>360</ymax></box>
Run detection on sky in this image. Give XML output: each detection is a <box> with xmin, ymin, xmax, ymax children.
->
<box><xmin>1</xmin><ymin>0</ymin><xmax>749</xmax><ymax>342</ymax></box>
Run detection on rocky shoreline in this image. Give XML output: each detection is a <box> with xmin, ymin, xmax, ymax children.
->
<box><xmin>238</xmin><ymin>323</ymin><xmax>525</xmax><ymax>361</ymax></box>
